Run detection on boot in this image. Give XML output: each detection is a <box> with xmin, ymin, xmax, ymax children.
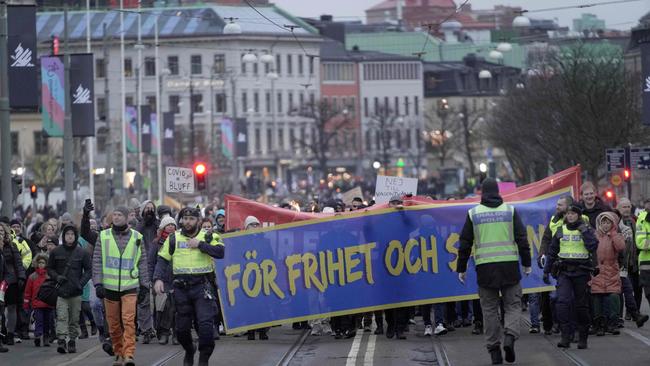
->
<box><xmin>503</xmin><ymin>334</ymin><xmax>515</xmax><ymax>363</ymax></box>
<box><xmin>5</xmin><ymin>333</ymin><xmax>14</xmax><ymax>346</ymax></box>
<box><xmin>102</xmin><ymin>340</ymin><xmax>115</xmax><ymax>356</ymax></box>
<box><xmin>396</xmin><ymin>330</ymin><xmax>406</xmax><ymax>340</ymax></box>
<box><xmin>158</xmin><ymin>333</ymin><xmax>169</xmax><ymax>345</ymax></box>
<box><xmin>374</xmin><ymin>326</ymin><xmax>383</xmax><ymax>335</ymax></box>
<box><xmin>247</xmin><ymin>330</ymin><xmax>256</xmax><ymax>340</ymax></box>
<box><xmin>596</xmin><ymin>318</ymin><xmax>605</xmax><ymax>337</ymax></box>
<box><xmin>472</xmin><ymin>321</ymin><xmax>483</xmax><ymax>335</ymax></box>
<box><xmin>43</xmin><ymin>336</ymin><xmax>50</xmax><ymax>347</ymax></box>
<box><xmin>606</xmin><ymin>319</ymin><xmax>620</xmax><ymax>335</ymax></box>
<box><xmin>633</xmin><ymin>312</ymin><xmax>650</xmax><ymax>328</ymax></box>
<box><xmin>142</xmin><ymin>330</ymin><xmax>154</xmax><ymax>344</ymax></box>
<box><xmin>57</xmin><ymin>339</ymin><xmax>67</xmax><ymax>354</ymax></box>
<box><xmin>34</xmin><ymin>337</ymin><xmax>41</xmax><ymax>347</ymax></box>
<box><xmin>0</xmin><ymin>338</ymin><xmax>8</xmax><ymax>353</ymax></box>
<box><xmin>385</xmin><ymin>326</ymin><xmax>395</xmax><ymax>339</ymax></box>
<box><xmin>90</xmin><ymin>322</ymin><xmax>98</xmax><ymax>336</ymax></box>
<box><xmin>198</xmin><ymin>351</ymin><xmax>210</xmax><ymax>366</ymax></box>
<box><xmin>489</xmin><ymin>346</ymin><xmax>503</xmax><ymax>365</ymax></box>
<box><xmin>259</xmin><ymin>330</ymin><xmax>269</xmax><ymax>340</ymax></box>
<box><xmin>577</xmin><ymin>328</ymin><xmax>588</xmax><ymax>349</ymax></box>
<box><xmin>183</xmin><ymin>343</ymin><xmax>196</xmax><ymax>366</ymax></box>
<box><xmin>557</xmin><ymin>334</ymin><xmax>571</xmax><ymax>348</ymax></box>
<box><xmin>67</xmin><ymin>340</ymin><xmax>77</xmax><ymax>353</ymax></box>
<box><xmin>79</xmin><ymin>324</ymin><xmax>89</xmax><ymax>339</ymax></box>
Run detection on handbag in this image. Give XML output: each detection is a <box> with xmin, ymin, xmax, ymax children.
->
<box><xmin>36</xmin><ymin>250</ymin><xmax>77</xmax><ymax>306</ymax></box>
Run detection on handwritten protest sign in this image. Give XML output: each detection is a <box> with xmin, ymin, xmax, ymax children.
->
<box><xmin>374</xmin><ymin>175</ymin><xmax>418</xmax><ymax>203</ymax></box>
<box><xmin>165</xmin><ymin>167</ymin><xmax>195</xmax><ymax>193</ymax></box>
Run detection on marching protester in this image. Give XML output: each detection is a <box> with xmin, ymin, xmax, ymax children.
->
<box><xmin>135</xmin><ymin>200</ymin><xmax>158</xmax><ymax>345</ymax></box>
<box><xmin>579</xmin><ymin>182</ymin><xmax>611</xmax><ymax>227</ymax></box>
<box><xmin>93</xmin><ymin>206</ymin><xmax>149</xmax><ymax>366</ymax></box>
<box><xmin>544</xmin><ymin>204</ymin><xmax>598</xmax><ymax>349</ymax></box>
<box><xmin>457</xmin><ymin>178</ymin><xmax>531</xmax><ymax>365</ymax></box>
<box><xmin>636</xmin><ymin>202</ymin><xmax>650</xmax><ymax>321</ymax></box>
<box><xmin>243</xmin><ymin>216</ymin><xmax>271</xmax><ymax>341</ymax></box>
<box><xmin>153</xmin><ymin>207</ymin><xmax>224</xmax><ymax>366</ymax></box>
<box><xmin>23</xmin><ymin>253</ymin><xmax>54</xmax><ymax>347</ymax></box>
<box><xmin>48</xmin><ymin>224</ymin><xmax>92</xmax><ymax>354</ymax></box>
<box><xmin>0</xmin><ymin>222</ymin><xmax>26</xmax><ymax>346</ymax></box>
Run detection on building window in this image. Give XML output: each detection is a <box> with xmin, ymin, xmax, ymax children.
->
<box><xmin>406</xmin><ymin>129</ymin><xmax>412</xmax><ymax>149</ymax></box>
<box><xmin>95</xmin><ymin>58</ymin><xmax>106</xmax><ymax>78</ymax></box>
<box><xmin>191</xmin><ymin>55</ymin><xmax>202</xmax><ymax>75</ymax></box>
<box><xmin>253</xmin><ymin>92</ymin><xmax>259</xmax><ymax>113</ymax></box>
<box><xmin>34</xmin><ymin>131</ymin><xmax>48</xmax><ymax>155</ymax></box>
<box><xmin>265</xmin><ymin>92</ymin><xmax>271</xmax><ymax>113</ymax></box>
<box><xmin>125</xmin><ymin>96</ymin><xmax>134</xmax><ymax>107</ymax></box>
<box><xmin>309</xmin><ymin>93</ymin><xmax>315</xmax><ymax>107</ymax></box>
<box><xmin>276</xmin><ymin>54</ymin><xmax>282</xmax><ymax>75</ymax></box>
<box><xmin>215</xmin><ymin>93</ymin><xmax>226</xmax><ymax>113</ymax></box>
<box><xmin>278</xmin><ymin>128</ymin><xmax>284</xmax><ymax>149</ymax></box>
<box><xmin>96</xmin><ymin>97</ymin><xmax>106</xmax><ymax>120</ymax></box>
<box><xmin>97</xmin><ymin>127</ymin><xmax>108</xmax><ymax>153</ymax></box>
<box><xmin>277</xmin><ymin>92</ymin><xmax>283</xmax><ymax>113</ymax></box>
<box><xmin>299</xmin><ymin>93</ymin><xmax>304</xmax><ymax>109</ymax></box>
<box><xmin>213</xmin><ymin>54</ymin><xmax>225</xmax><ymax>74</ymax></box>
<box><xmin>253</xmin><ymin>61</ymin><xmax>258</xmax><ymax>76</ymax></box>
<box><xmin>169</xmin><ymin>95</ymin><xmax>180</xmax><ymax>114</ymax></box>
<box><xmin>146</xmin><ymin>95</ymin><xmax>156</xmax><ymax>111</ymax></box>
<box><xmin>144</xmin><ymin>56</ymin><xmax>156</xmax><ymax>76</ymax></box>
<box><xmin>287</xmin><ymin>54</ymin><xmax>293</xmax><ymax>75</ymax></box>
<box><xmin>10</xmin><ymin>131</ymin><xmax>18</xmax><ymax>155</ymax></box>
<box><xmin>290</xmin><ymin>129</ymin><xmax>296</xmax><ymax>149</ymax></box>
<box><xmin>349</xmin><ymin>96</ymin><xmax>356</xmax><ymax>117</ymax></box>
<box><xmin>374</xmin><ymin>97</ymin><xmax>379</xmax><ymax>115</ymax></box>
<box><xmin>241</xmin><ymin>53</ymin><xmax>246</xmax><ymax>74</ymax></box>
<box><xmin>395</xmin><ymin>129</ymin><xmax>401</xmax><ymax>149</ymax></box>
<box><xmin>288</xmin><ymin>92</ymin><xmax>294</xmax><ymax>111</ymax></box>
<box><xmin>264</xmin><ymin>62</ymin><xmax>270</xmax><ymax>75</ymax></box>
<box><xmin>384</xmin><ymin>97</ymin><xmax>389</xmax><ymax>111</ymax></box>
<box><xmin>266</xmin><ymin>128</ymin><xmax>272</xmax><ymax>151</ymax></box>
<box><xmin>364</xmin><ymin>97</ymin><xmax>369</xmax><ymax>117</ymax></box>
<box><xmin>254</xmin><ymin>128</ymin><xmax>261</xmax><ymax>153</ymax></box>
<box><xmin>309</xmin><ymin>56</ymin><xmax>315</xmax><ymax>75</ymax></box>
<box><xmin>167</xmin><ymin>56</ymin><xmax>179</xmax><ymax>75</ymax></box>
<box><xmin>298</xmin><ymin>55</ymin><xmax>304</xmax><ymax>75</ymax></box>
<box><xmin>394</xmin><ymin>97</ymin><xmax>400</xmax><ymax>116</ymax></box>
<box><xmin>404</xmin><ymin>96</ymin><xmax>410</xmax><ymax>115</ymax></box>
<box><xmin>124</xmin><ymin>58</ymin><xmax>133</xmax><ymax>77</ymax></box>
<box><xmin>191</xmin><ymin>93</ymin><xmax>203</xmax><ymax>113</ymax></box>
<box><xmin>414</xmin><ymin>96</ymin><xmax>419</xmax><ymax>115</ymax></box>
<box><xmin>242</xmin><ymin>91</ymin><xmax>248</xmax><ymax>113</ymax></box>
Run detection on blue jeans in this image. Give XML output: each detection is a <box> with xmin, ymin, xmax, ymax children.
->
<box><xmin>529</xmin><ymin>293</ymin><xmax>540</xmax><ymax>327</ymax></box>
<box><xmin>434</xmin><ymin>303</ymin><xmax>446</xmax><ymax>325</ymax></box>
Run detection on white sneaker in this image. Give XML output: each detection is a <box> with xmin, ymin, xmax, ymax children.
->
<box><xmin>218</xmin><ymin>324</ymin><xmax>225</xmax><ymax>335</ymax></box>
<box><xmin>434</xmin><ymin>323</ymin><xmax>448</xmax><ymax>336</ymax></box>
<box><xmin>409</xmin><ymin>318</ymin><xmax>417</xmax><ymax>325</ymax></box>
<box><xmin>322</xmin><ymin>323</ymin><xmax>333</xmax><ymax>335</ymax></box>
<box><xmin>424</xmin><ymin>325</ymin><xmax>433</xmax><ymax>336</ymax></box>
<box><xmin>310</xmin><ymin>324</ymin><xmax>322</xmax><ymax>336</ymax></box>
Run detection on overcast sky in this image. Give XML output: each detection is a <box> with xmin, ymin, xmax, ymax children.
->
<box><xmin>272</xmin><ymin>0</ymin><xmax>650</xmax><ymax>31</ymax></box>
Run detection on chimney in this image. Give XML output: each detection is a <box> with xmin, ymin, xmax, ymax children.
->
<box><xmin>320</xmin><ymin>14</ymin><xmax>333</xmax><ymax>22</ymax></box>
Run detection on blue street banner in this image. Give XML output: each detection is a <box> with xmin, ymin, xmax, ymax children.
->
<box><xmin>216</xmin><ymin>188</ymin><xmax>569</xmax><ymax>333</ymax></box>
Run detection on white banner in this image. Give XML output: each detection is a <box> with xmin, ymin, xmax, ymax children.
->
<box><xmin>374</xmin><ymin>175</ymin><xmax>418</xmax><ymax>203</ymax></box>
<box><xmin>166</xmin><ymin>167</ymin><xmax>195</xmax><ymax>193</ymax></box>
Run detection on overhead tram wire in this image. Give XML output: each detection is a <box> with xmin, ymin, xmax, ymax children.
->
<box><xmin>418</xmin><ymin>0</ymin><xmax>471</xmax><ymax>58</ymax></box>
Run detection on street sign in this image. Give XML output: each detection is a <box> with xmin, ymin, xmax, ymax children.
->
<box><xmin>374</xmin><ymin>175</ymin><xmax>418</xmax><ymax>203</ymax></box>
<box><xmin>611</xmin><ymin>174</ymin><xmax>622</xmax><ymax>187</ymax></box>
<box><xmin>629</xmin><ymin>147</ymin><xmax>650</xmax><ymax>170</ymax></box>
<box><xmin>165</xmin><ymin>167</ymin><xmax>195</xmax><ymax>193</ymax></box>
<box><xmin>606</xmin><ymin>148</ymin><xmax>626</xmax><ymax>172</ymax></box>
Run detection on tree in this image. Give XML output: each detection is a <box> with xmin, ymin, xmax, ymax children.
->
<box><xmin>296</xmin><ymin>99</ymin><xmax>354</xmax><ymax>180</ymax></box>
<box><xmin>423</xmin><ymin>99</ymin><xmax>458</xmax><ymax>168</ymax></box>
<box><xmin>29</xmin><ymin>154</ymin><xmax>61</xmax><ymax>208</ymax></box>
<box><xmin>487</xmin><ymin>42</ymin><xmax>649</xmax><ymax>183</ymax></box>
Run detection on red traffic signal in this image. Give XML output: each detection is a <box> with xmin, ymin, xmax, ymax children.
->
<box><xmin>623</xmin><ymin>169</ymin><xmax>631</xmax><ymax>181</ymax></box>
<box><xmin>51</xmin><ymin>36</ymin><xmax>59</xmax><ymax>55</ymax></box>
<box><xmin>194</xmin><ymin>162</ymin><xmax>207</xmax><ymax>191</ymax></box>
<box><xmin>30</xmin><ymin>184</ymin><xmax>37</xmax><ymax>199</ymax></box>
<box><xmin>604</xmin><ymin>189</ymin><xmax>616</xmax><ymax>204</ymax></box>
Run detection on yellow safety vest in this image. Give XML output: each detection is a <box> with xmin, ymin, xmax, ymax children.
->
<box><xmin>99</xmin><ymin>229</ymin><xmax>142</xmax><ymax>292</ymax></box>
<box><xmin>558</xmin><ymin>225</ymin><xmax>589</xmax><ymax>260</ymax></box>
<box><xmin>12</xmin><ymin>237</ymin><xmax>32</xmax><ymax>270</ymax></box>
<box><xmin>469</xmin><ymin>203</ymin><xmax>519</xmax><ymax>266</ymax></box>
<box><xmin>636</xmin><ymin>211</ymin><xmax>650</xmax><ymax>270</ymax></box>
<box><xmin>159</xmin><ymin>230</ymin><xmax>224</xmax><ymax>275</ymax></box>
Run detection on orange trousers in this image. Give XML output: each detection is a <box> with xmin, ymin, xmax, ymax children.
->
<box><xmin>104</xmin><ymin>293</ymin><xmax>137</xmax><ymax>358</ymax></box>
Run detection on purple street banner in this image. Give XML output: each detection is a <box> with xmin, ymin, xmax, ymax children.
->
<box><xmin>126</xmin><ymin>106</ymin><xmax>138</xmax><ymax>153</ymax></box>
<box><xmin>70</xmin><ymin>53</ymin><xmax>95</xmax><ymax>137</ymax></box>
<box><xmin>163</xmin><ymin>112</ymin><xmax>175</xmax><ymax>156</ymax></box>
<box><xmin>151</xmin><ymin>113</ymin><xmax>159</xmax><ymax>155</ymax></box>
<box><xmin>216</xmin><ymin>188</ymin><xmax>568</xmax><ymax>333</ymax></box>
<box><xmin>8</xmin><ymin>5</ymin><xmax>38</xmax><ymax>109</ymax></box>
<box><xmin>41</xmin><ymin>56</ymin><xmax>64</xmax><ymax>137</ymax></box>
<box><xmin>221</xmin><ymin>118</ymin><xmax>234</xmax><ymax>159</ymax></box>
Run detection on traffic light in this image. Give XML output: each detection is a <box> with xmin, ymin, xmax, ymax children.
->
<box><xmin>51</xmin><ymin>35</ymin><xmax>59</xmax><ymax>55</ymax></box>
<box><xmin>623</xmin><ymin>168</ymin><xmax>631</xmax><ymax>182</ymax></box>
<box><xmin>30</xmin><ymin>184</ymin><xmax>37</xmax><ymax>199</ymax></box>
<box><xmin>194</xmin><ymin>162</ymin><xmax>207</xmax><ymax>191</ymax></box>
<box><xmin>604</xmin><ymin>188</ymin><xmax>616</xmax><ymax>204</ymax></box>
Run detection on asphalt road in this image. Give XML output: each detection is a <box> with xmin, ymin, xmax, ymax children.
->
<box><xmin>3</xmin><ymin>304</ymin><xmax>650</xmax><ymax>366</ymax></box>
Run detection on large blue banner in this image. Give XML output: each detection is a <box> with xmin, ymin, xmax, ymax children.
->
<box><xmin>216</xmin><ymin>189</ymin><xmax>568</xmax><ymax>333</ymax></box>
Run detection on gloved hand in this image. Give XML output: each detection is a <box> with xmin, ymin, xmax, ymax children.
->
<box><xmin>95</xmin><ymin>285</ymin><xmax>106</xmax><ymax>299</ymax></box>
<box><xmin>543</xmin><ymin>273</ymin><xmax>551</xmax><ymax>285</ymax></box>
<box><xmin>137</xmin><ymin>286</ymin><xmax>148</xmax><ymax>303</ymax></box>
<box><xmin>578</xmin><ymin>223</ymin><xmax>589</xmax><ymax>233</ymax></box>
<box><xmin>592</xmin><ymin>267</ymin><xmax>600</xmax><ymax>277</ymax></box>
<box><xmin>56</xmin><ymin>275</ymin><xmax>68</xmax><ymax>285</ymax></box>
<box><xmin>523</xmin><ymin>266</ymin><xmax>532</xmax><ymax>276</ymax></box>
<box><xmin>83</xmin><ymin>199</ymin><xmax>95</xmax><ymax>216</ymax></box>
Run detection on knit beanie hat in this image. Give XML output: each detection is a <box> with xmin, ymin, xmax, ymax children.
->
<box><xmin>159</xmin><ymin>216</ymin><xmax>177</xmax><ymax>230</ymax></box>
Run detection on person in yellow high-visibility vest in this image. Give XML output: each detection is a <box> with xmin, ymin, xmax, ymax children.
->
<box><xmin>92</xmin><ymin>206</ymin><xmax>149</xmax><ymax>366</ymax></box>
<box><xmin>153</xmin><ymin>207</ymin><xmax>224</xmax><ymax>366</ymax></box>
<box><xmin>457</xmin><ymin>178</ymin><xmax>531</xmax><ymax>365</ymax></box>
<box><xmin>636</xmin><ymin>204</ymin><xmax>650</xmax><ymax>320</ymax></box>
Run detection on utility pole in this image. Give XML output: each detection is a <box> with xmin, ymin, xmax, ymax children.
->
<box><xmin>103</xmin><ymin>23</ymin><xmax>112</xmax><ymax>201</ymax></box>
<box><xmin>189</xmin><ymin>75</ymin><xmax>195</xmax><ymax>163</ymax></box>
<box><xmin>230</xmin><ymin>73</ymin><xmax>240</xmax><ymax>194</ymax></box>
<box><xmin>209</xmin><ymin>66</ymin><xmax>215</xmax><ymax>197</ymax></box>
<box><xmin>154</xmin><ymin>18</ymin><xmax>163</xmax><ymax>204</ymax></box>
<box><xmin>63</xmin><ymin>4</ymin><xmax>75</xmax><ymax>212</ymax></box>
<box><xmin>86</xmin><ymin>0</ymin><xmax>95</xmax><ymax>203</ymax></box>
<box><xmin>0</xmin><ymin>1</ymin><xmax>12</xmax><ymax>217</ymax></box>
<box><xmin>135</xmin><ymin>2</ymin><xmax>144</xmax><ymax>197</ymax></box>
<box><xmin>120</xmin><ymin>0</ymin><xmax>127</xmax><ymax>193</ymax></box>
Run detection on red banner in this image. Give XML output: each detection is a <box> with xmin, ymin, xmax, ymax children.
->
<box><xmin>225</xmin><ymin>166</ymin><xmax>581</xmax><ymax>231</ymax></box>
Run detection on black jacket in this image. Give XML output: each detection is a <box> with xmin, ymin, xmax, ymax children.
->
<box><xmin>543</xmin><ymin>219</ymin><xmax>599</xmax><ymax>275</ymax></box>
<box><xmin>47</xmin><ymin>228</ymin><xmax>92</xmax><ymax>299</ymax></box>
<box><xmin>2</xmin><ymin>241</ymin><xmax>26</xmax><ymax>285</ymax></box>
<box><xmin>457</xmin><ymin>194</ymin><xmax>531</xmax><ymax>289</ymax></box>
<box><xmin>579</xmin><ymin>198</ymin><xmax>611</xmax><ymax>228</ymax></box>
<box><xmin>136</xmin><ymin>218</ymin><xmax>159</xmax><ymax>255</ymax></box>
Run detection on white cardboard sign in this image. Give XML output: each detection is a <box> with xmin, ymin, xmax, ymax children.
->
<box><xmin>374</xmin><ymin>175</ymin><xmax>418</xmax><ymax>203</ymax></box>
<box><xmin>166</xmin><ymin>167</ymin><xmax>195</xmax><ymax>193</ymax></box>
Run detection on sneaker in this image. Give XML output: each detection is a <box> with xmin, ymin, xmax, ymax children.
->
<box><xmin>158</xmin><ymin>334</ymin><xmax>169</xmax><ymax>345</ymax></box>
<box><xmin>424</xmin><ymin>325</ymin><xmax>433</xmax><ymax>336</ymax></box>
<box><xmin>472</xmin><ymin>321</ymin><xmax>483</xmax><ymax>335</ymax></box>
<box><xmin>102</xmin><ymin>341</ymin><xmax>115</xmax><ymax>356</ymax></box>
<box><xmin>374</xmin><ymin>327</ymin><xmax>384</xmax><ymax>335</ymax></box>
<box><xmin>434</xmin><ymin>323</ymin><xmax>447</xmax><ymax>336</ymax></box>
<box><xmin>529</xmin><ymin>326</ymin><xmax>540</xmax><ymax>334</ymax></box>
<box><xmin>322</xmin><ymin>324</ymin><xmax>333</xmax><ymax>335</ymax></box>
<box><xmin>43</xmin><ymin>337</ymin><xmax>50</xmax><ymax>347</ymax></box>
<box><xmin>34</xmin><ymin>337</ymin><xmax>41</xmax><ymax>347</ymax></box>
<box><xmin>453</xmin><ymin>319</ymin><xmax>463</xmax><ymax>328</ymax></box>
<box><xmin>5</xmin><ymin>333</ymin><xmax>14</xmax><ymax>346</ymax></box>
<box><xmin>462</xmin><ymin>318</ymin><xmax>472</xmax><ymax>327</ymax></box>
<box><xmin>67</xmin><ymin>340</ymin><xmax>76</xmax><ymax>353</ymax></box>
<box><xmin>409</xmin><ymin>318</ymin><xmax>417</xmax><ymax>325</ymax></box>
<box><xmin>218</xmin><ymin>324</ymin><xmax>226</xmax><ymax>335</ymax></box>
<box><xmin>310</xmin><ymin>324</ymin><xmax>322</xmax><ymax>336</ymax></box>
<box><xmin>123</xmin><ymin>356</ymin><xmax>135</xmax><ymax>366</ymax></box>
<box><xmin>57</xmin><ymin>339</ymin><xmax>67</xmax><ymax>354</ymax></box>
<box><xmin>112</xmin><ymin>356</ymin><xmax>124</xmax><ymax>366</ymax></box>
<box><xmin>363</xmin><ymin>325</ymin><xmax>372</xmax><ymax>333</ymax></box>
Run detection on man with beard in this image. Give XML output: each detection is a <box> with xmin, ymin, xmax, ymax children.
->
<box><xmin>93</xmin><ymin>207</ymin><xmax>149</xmax><ymax>366</ymax></box>
<box><xmin>154</xmin><ymin>207</ymin><xmax>224</xmax><ymax>366</ymax></box>
<box><xmin>135</xmin><ymin>200</ymin><xmax>158</xmax><ymax>344</ymax></box>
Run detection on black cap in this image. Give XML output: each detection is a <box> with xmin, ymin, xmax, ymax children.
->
<box><xmin>9</xmin><ymin>219</ymin><xmax>21</xmax><ymax>227</ymax></box>
<box><xmin>181</xmin><ymin>207</ymin><xmax>201</xmax><ymax>218</ymax></box>
<box><xmin>567</xmin><ymin>204</ymin><xmax>583</xmax><ymax>215</ymax></box>
<box><xmin>481</xmin><ymin>178</ymin><xmax>499</xmax><ymax>196</ymax></box>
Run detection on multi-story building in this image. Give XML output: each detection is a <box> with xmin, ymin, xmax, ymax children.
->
<box><xmin>33</xmin><ymin>4</ymin><xmax>321</xmax><ymax>200</ymax></box>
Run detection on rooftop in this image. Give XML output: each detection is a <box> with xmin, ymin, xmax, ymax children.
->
<box><xmin>321</xmin><ymin>39</ymin><xmax>421</xmax><ymax>62</ymax></box>
<box><xmin>367</xmin><ymin>0</ymin><xmax>456</xmax><ymax>11</ymax></box>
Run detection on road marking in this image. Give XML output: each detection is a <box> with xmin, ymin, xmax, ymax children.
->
<box><xmin>345</xmin><ymin>332</ymin><xmax>364</xmax><ymax>366</ymax></box>
<box><xmin>276</xmin><ymin>328</ymin><xmax>310</xmax><ymax>366</ymax></box>
<box><xmin>432</xmin><ymin>338</ymin><xmax>451</xmax><ymax>366</ymax></box>
<box><xmin>363</xmin><ymin>334</ymin><xmax>376</xmax><ymax>366</ymax></box>
<box><xmin>622</xmin><ymin>328</ymin><xmax>650</xmax><ymax>347</ymax></box>
<box><xmin>55</xmin><ymin>344</ymin><xmax>101</xmax><ymax>366</ymax></box>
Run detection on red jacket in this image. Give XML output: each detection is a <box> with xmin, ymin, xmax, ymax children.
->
<box><xmin>23</xmin><ymin>268</ymin><xmax>54</xmax><ymax>309</ymax></box>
